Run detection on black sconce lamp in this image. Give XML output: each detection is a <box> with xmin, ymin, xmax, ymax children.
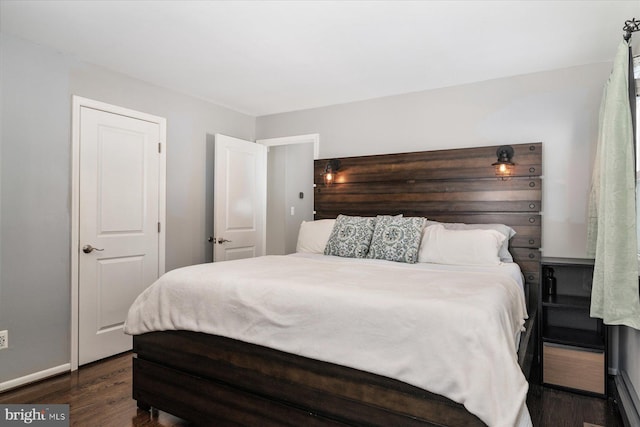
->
<box><xmin>323</xmin><ymin>159</ymin><xmax>341</xmax><ymax>186</ymax></box>
<box><xmin>492</xmin><ymin>145</ymin><xmax>515</xmax><ymax>180</ymax></box>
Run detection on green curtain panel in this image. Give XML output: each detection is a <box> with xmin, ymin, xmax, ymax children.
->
<box><xmin>587</xmin><ymin>40</ymin><xmax>640</xmax><ymax>330</ymax></box>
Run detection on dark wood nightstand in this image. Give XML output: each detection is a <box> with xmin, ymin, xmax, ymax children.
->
<box><xmin>539</xmin><ymin>258</ymin><xmax>607</xmax><ymax>397</ymax></box>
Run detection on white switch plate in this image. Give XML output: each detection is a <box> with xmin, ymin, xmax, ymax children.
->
<box><xmin>0</xmin><ymin>330</ymin><xmax>7</xmax><ymax>350</ymax></box>
<box><xmin>290</xmin><ymin>206</ymin><xmax>295</xmax><ymax>216</ymax></box>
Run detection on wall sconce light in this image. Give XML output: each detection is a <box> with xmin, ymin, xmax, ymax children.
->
<box><xmin>323</xmin><ymin>159</ymin><xmax>341</xmax><ymax>186</ymax></box>
<box><xmin>492</xmin><ymin>145</ymin><xmax>515</xmax><ymax>180</ymax></box>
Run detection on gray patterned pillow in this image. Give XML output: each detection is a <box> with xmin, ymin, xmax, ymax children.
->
<box><xmin>324</xmin><ymin>215</ymin><xmax>376</xmax><ymax>258</ymax></box>
<box><xmin>367</xmin><ymin>216</ymin><xmax>426</xmax><ymax>263</ymax></box>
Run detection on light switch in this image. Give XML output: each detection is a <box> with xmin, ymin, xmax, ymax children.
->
<box><xmin>290</xmin><ymin>206</ymin><xmax>295</xmax><ymax>216</ymax></box>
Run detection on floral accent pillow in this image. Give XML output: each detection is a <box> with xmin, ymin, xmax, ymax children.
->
<box><xmin>324</xmin><ymin>215</ymin><xmax>376</xmax><ymax>258</ymax></box>
<box><xmin>367</xmin><ymin>216</ymin><xmax>426</xmax><ymax>263</ymax></box>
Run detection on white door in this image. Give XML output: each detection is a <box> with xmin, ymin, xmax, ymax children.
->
<box><xmin>78</xmin><ymin>105</ymin><xmax>163</xmax><ymax>365</ymax></box>
<box><xmin>214</xmin><ymin>134</ymin><xmax>266</xmax><ymax>262</ymax></box>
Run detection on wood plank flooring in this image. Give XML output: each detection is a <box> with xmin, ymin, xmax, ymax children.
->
<box><xmin>527</xmin><ymin>381</ymin><xmax>622</xmax><ymax>427</ymax></box>
<box><xmin>0</xmin><ymin>352</ymin><xmax>187</xmax><ymax>426</ymax></box>
<box><xmin>527</xmin><ymin>363</ymin><xmax>623</xmax><ymax>427</ymax></box>
<box><xmin>0</xmin><ymin>352</ymin><xmax>625</xmax><ymax>426</ymax></box>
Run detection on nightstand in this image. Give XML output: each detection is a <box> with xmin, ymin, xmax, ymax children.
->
<box><xmin>539</xmin><ymin>258</ymin><xmax>607</xmax><ymax>396</ymax></box>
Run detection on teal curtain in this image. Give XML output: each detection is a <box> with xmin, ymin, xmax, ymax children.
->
<box><xmin>587</xmin><ymin>40</ymin><xmax>640</xmax><ymax>330</ymax></box>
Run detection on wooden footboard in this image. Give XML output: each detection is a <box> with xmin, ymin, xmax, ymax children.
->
<box><xmin>133</xmin><ymin>314</ymin><xmax>536</xmax><ymax>426</ymax></box>
<box><xmin>133</xmin><ymin>331</ymin><xmax>487</xmax><ymax>426</ymax></box>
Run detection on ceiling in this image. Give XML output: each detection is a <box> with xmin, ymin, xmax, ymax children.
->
<box><xmin>1</xmin><ymin>1</ymin><xmax>638</xmax><ymax>116</ymax></box>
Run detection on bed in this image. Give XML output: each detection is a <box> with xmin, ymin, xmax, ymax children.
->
<box><xmin>127</xmin><ymin>143</ymin><xmax>543</xmax><ymax>426</ymax></box>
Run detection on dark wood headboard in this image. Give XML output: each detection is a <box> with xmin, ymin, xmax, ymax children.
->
<box><xmin>313</xmin><ymin>142</ymin><xmax>542</xmax><ymax>310</ymax></box>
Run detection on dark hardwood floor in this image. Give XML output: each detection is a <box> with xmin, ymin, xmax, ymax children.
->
<box><xmin>0</xmin><ymin>352</ymin><xmax>187</xmax><ymax>426</ymax></box>
<box><xmin>527</xmin><ymin>380</ymin><xmax>623</xmax><ymax>427</ymax></box>
<box><xmin>0</xmin><ymin>352</ymin><xmax>625</xmax><ymax>426</ymax></box>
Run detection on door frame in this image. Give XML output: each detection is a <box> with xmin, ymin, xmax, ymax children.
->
<box><xmin>70</xmin><ymin>96</ymin><xmax>167</xmax><ymax>371</ymax></box>
<box><xmin>257</xmin><ymin>134</ymin><xmax>319</xmax><ymax>254</ymax></box>
<box><xmin>256</xmin><ymin>134</ymin><xmax>320</xmax><ymax>160</ymax></box>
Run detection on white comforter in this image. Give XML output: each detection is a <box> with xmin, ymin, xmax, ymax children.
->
<box><xmin>125</xmin><ymin>253</ymin><xmax>532</xmax><ymax>427</ymax></box>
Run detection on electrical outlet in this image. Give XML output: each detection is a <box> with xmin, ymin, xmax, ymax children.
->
<box><xmin>0</xmin><ymin>330</ymin><xmax>7</xmax><ymax>349</ymax></box>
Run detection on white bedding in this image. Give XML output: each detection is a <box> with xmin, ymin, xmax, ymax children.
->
<box><xmin>125</xmin><ymin>253</ymin><xmax>532</xmax><ymax>427</ymax></box>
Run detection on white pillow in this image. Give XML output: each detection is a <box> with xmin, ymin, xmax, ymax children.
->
<box><xmin>418</xmin><ymin>224</ymin><xmax>506</xmax><ymax>265</ymax></box>
<box><xmin>296</xmin><ymin>219</ymin><xmax>336</xmax><ymax>254</ymax></box>
<box><xmin>424</xmin><ymin>220</ymin><xmax>516</xmax><ymax>262</ymax></box>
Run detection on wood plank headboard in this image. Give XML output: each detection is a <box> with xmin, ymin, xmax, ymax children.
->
<box><xmin>313</xmin><ymin>142</ymin><xmax>542</xmax><ymax>309</ymax></box>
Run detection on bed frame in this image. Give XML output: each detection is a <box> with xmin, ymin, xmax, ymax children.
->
<box><xmin>133</xmin><ymin>142</ymin><xmax>543</xmax><ymax>426</ymax></box>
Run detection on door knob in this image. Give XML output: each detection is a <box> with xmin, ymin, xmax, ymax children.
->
<box><xmin>216</xmin><ymin>238</ymin><xmax>232</xmax><ymax>244</ymax></box>
<box><xmin>82</xmin><ymin>244</ymin><xmax>104</xmax><ymax>254</ymax></box>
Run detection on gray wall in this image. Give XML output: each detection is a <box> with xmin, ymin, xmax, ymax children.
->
<box><xmin>257</xmin><ymin>62</ymin><xmax>611</xmax><ymax>259</ymax></box>
<box><xmin>284</xmin><ymin>143</ymin><xmax>314</xmax><ymax>254</ymax></box>
<box><xmin>266</xmin><ymin>143</ymin><xmax>314</xmax><ymax>255</ymax></box>
<box><xmin>0</xmin><ymin>33</ymin><xmax>255</xmax><ymax>384</ymax></box>
<box><xmin>1</xmin><ymin>33</ymin><xmax>74</xmax><ymax>384</ymax></box>
<box><xmin>266</xmin><ymin>145</ymin><xmax>287</xmax><ymax>255</ymax></box>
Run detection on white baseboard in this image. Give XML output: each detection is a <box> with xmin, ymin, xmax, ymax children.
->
<box><xmin>616</xmin><ymin>371</ymin><xmax>640</xmax><ymax>427</ymax></box>
<box><xmin>0</xmin><ymin>363</ymin><xmax>70</xmax><ymax>392</ymax></box>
